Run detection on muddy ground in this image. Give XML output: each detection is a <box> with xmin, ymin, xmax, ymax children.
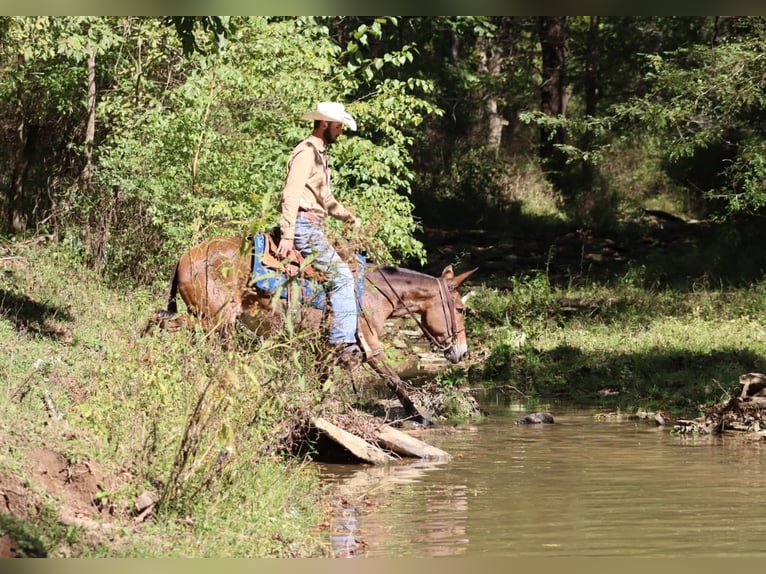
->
<box><xmin>0</xmin><ymin>438</ymin><xmax>124</xmax><ymax>557</ymax></box>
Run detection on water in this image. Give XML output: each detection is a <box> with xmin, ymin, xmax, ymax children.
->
<box><xmin>319</xmin><ymin>400</ymin><xmax>766</xmax><ymax>558</ymax></box>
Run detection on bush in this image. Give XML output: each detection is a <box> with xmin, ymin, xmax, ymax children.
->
<box><xmin>0</xmin><ymin>239</ymin><xmax>331</xmax><ymax>557</ymax></box>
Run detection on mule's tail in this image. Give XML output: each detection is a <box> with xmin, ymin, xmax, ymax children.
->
<box><xmin>141</xmin><ymin>262</ymin><xmax>181</xmax><ymax>336</ymax></box>
<box><xmin>164</xmin><ymin>261</ymin><xmax>180</xmax><ymax>315</ymax></box>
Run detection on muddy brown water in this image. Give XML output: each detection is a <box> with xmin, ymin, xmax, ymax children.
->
<box><xmin>319</xmin><ymin>398</ymin><xmax>766</xmax><ymax>558</ymax></box>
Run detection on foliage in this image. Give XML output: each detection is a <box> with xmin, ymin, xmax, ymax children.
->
<box><xmin>513</xmin><ymin>17</ymin><xmax>766</xmax><ymax>223</ymax></box>
<box><xmin>0</xmin><ymin>16</ymin><xmax>440</xmax><ymax>282</ymax></box>
<box><xmin>6</xmin><ymin>16</ymin><xmax>766</xmax><ymax>262</ymax></box>
<box><xmin>0</xmin><ymin>240</ymin><xmax>330</xmax><ymax>557</ymax></box>
<box><xmin>609</xmin><ymin>33</ymin><xmax>766</xmax><ymax>217</ymax></box>
<box><xmin>84</xmin><ymin>16</ymin><xmax>435</xmax><ymax>282</ymax></box>
<box><xmin>164</xmin><ymin>16</ymin><xmax>233</xmax><ymax>56</ymax></box>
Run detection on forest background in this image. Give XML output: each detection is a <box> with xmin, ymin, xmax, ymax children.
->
<box><xmin>4</xmin><ymin>15</ymin><xmax>766</xmax><ymax>558</ymax></box>
<box><xmin>4</xmin><ymin>16</ymin><xmax>766</xmax><ymax>277</ymax></box>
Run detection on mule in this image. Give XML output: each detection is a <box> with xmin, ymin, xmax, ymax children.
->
<box><xmin>144</xmin><ymin>235</ymin><xmax>477</xmax><ymax>425</ymax></box>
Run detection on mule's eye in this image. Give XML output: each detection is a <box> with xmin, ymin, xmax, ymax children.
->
<box><xmin>456</xmin><ymin>308</ymin><xmax>465</xmax><ymax>315</ymax></box>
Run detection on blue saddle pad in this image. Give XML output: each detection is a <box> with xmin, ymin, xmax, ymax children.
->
<box><xmin>250</xmin><ymin>234</ymin><xmax>365</xmax><ymax>311</ymax></box>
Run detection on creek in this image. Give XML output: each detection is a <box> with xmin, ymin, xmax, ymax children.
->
<box><xmin>319</xmin><ymin>394</ymin><xmax>766</xmax><ymax>558</ymax></box>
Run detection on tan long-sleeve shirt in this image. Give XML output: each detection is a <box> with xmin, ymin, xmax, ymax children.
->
<box><xmin>278</xmin><ymin>135</ymin><xmax>355</xmax><ymax>240</ymax></box>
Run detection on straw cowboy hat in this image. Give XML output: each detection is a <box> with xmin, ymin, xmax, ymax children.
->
<box><xmin>301</xmin><ymin>101</ymin><xmax>357</xmax><ymax>131</ymax></box>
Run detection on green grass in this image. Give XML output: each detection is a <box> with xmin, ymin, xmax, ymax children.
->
<box><xmin>0</xmin><ymin>240</ymin><xmax>332</xmax><ymax>557</ymax></box>
<box><xmin>467</xmin><ymin>275</ymin><xmax>766</xmax><ymax>415</ymax></box>
<box><xmin>5</xmin><ymin>215</ymin><xmax>766</xmax><ymax>556</ymax></box>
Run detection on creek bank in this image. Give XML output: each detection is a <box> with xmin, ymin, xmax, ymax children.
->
<box><xmin>593</xmin><ymin>372</ymin><xmax>766</xmax><ymax>440</ymax></box>
<box><xmin>293</xmin><ymin>379</ymin><xmax>484</xmax><ymax>465</ymax></box>
<box><xmin>0</xmin><ymin>439</ymin><xmax>128</xmax><ymax>558</ymax></box>
<box><xmin>292</xmin><ymin>321</ymin><xmax>485</xmax><ymax>466</ymax></box>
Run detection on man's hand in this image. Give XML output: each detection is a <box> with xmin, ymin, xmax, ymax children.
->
<box><xmin>276</xmin><ymin>237</ymin><xmax>294</xmax><ymax>259</ymax></box>
<box><xmin>350</xmin><ymin>215</ymin><xmax>362</xmax><ymax>229</ymax></box>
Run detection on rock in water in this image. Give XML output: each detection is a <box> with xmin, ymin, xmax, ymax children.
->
<box><xmin>516</xmin><ymin>412</ymin><xmax>555</xmax><ymax>425</ymax></box>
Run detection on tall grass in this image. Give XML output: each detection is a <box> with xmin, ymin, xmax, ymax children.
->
<box><xmin>0</xmin><ymin>240</ymin><xmax>332</xmax><ymax>557</ymax></box>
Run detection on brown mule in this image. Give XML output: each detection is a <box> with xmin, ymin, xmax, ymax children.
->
<box><xmin>144</xmin><ymin>235</ymin><xmax>477</xmax><ymax>425</ymax></box>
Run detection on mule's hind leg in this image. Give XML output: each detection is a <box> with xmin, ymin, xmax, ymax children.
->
<box><xmin>196</xmin><ymin>284</ymin><xmax>242</xmax><ymax>340</ymax></box>
<box><xmin>141</xmin><ymin>309</ymin><xmax>197</xmax><ymax>336</ymax></box>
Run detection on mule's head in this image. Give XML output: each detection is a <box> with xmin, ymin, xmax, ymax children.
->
<box><xmin>424</xmin><ymin>265</ymin><xmax>478</xmax><ymax>363</ymax></box>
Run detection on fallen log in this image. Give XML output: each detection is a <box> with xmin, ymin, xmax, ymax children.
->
<box><xmin>310</xmin><ymin>417</ymin><xmax>393</xmax><ymax>465</ymax></box>
<box><xmin>308</xmin><ymin>416</ymin><xmax>451</xmax><ymax>465</ymax></box>
<box><xmin>374</xmin><ymin>425</ymin><xmax>451</xmax><ymax>460</ymax></box>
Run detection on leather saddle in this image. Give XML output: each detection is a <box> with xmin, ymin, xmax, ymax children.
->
<box><xmin>250</xmin><ymin>231</ymin><xmax>366</xmax><ymax>311</ymax></box>
<box><xmin>256</xmin><ymin>232</ymin><xmax>323</xmax><ymax>281</ymax></box>
<box><xmin>250</xmin><ymin>232</ymin><xmax>327</xmax><ymax>309</ymax></box>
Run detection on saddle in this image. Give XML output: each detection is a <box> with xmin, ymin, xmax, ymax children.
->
<box><xmin>256</xmin><ymin>232</ymin><xmax>323</xmax><ymax>281</ymax></box>
<box><xmin>250</xmin><ymin>231</ymin><xmax>367</xmax><ymax>312</ymax></box>
<box><xmin>251</xmin><ymin>232</ymin><xmax>327</xmax><ymax>309</ymax></box>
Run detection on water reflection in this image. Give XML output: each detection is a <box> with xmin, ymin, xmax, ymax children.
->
<box><xmin>319</xmin><ymin>403</ymin><xmax>766</xmax><ymax>558</ymax></box>
<box><xmin>320</xmin><ymin>458</ymin><xmax>466</xmax><ymax>557</ymax></box>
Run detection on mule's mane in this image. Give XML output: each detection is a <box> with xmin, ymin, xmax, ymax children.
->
<box><xmin>376</xmin><ymin>265</ymin><xmax>438</xmax><ymax>284</ymax></box>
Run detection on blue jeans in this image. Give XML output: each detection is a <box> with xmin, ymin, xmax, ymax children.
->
<box><xmin>294</xmin><ymin>215</ymin><xmax>357</xmax><ymax>344</ymax></box>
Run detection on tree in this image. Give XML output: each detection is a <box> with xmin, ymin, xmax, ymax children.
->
<box><xmin>164</xmin><ymin>16</ymin><xmax>232</xmax><ymax>55</ymax></box>
<box><xmin>538</xmin><ymin>16</ymin><xmax>568</xmax><ymax>165</ymax></box>
<box><xmin>611</xmin><ymin>17</ymin><xmax>766</xmax><ymax>216</ymax></box>
<box><xmin>0</xmin><ymin>17</ymin><xmax>122</xmax><ymax>237</ymax></box>
<box><xmin>89</xmin><ymin>16</ymin><xmax>438</xmax><ymax>281</ymax></box>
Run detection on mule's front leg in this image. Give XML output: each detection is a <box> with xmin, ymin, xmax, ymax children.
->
<box><xmin>366</xmin><ymin>355</ymin><xmax>432</xmax><ymax>427</ymax></box>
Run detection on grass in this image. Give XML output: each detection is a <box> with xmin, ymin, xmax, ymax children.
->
<box><xmin>0</xmin><ymin>239</ymin><xmax>333</xmax><ymax>557</ymax></box>
<box><xmin>4</xmin><ymin>206</ymin><xmax>766</xmax><ymax>556</ymax></box>
<box><xmin>467</xmin><ymin>274</ymin><xmax>766</xmax><ymax>415</ymax></box>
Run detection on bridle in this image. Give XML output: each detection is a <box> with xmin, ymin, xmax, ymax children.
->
<box><xmin>373</xmin><ymin>272</ymin><xmax>463</xmax><ymax>353</ymax></box>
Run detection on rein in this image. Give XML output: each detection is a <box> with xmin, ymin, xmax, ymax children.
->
<box><xmin>373</xmin><ymin>270</ymin><xmax>461</xmax><ymax>352</ymax></box>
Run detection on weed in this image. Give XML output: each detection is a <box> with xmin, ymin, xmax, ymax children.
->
<box><xmin>0</xmin><ymin>241</ymin><xmax>331</xmax><ymax>557</ymax></box>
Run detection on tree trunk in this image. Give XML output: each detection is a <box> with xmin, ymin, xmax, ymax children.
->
<box><xmin>538</xmin><ymin>16</ymin><xmax>568</xmax><ymax>163</ymax></box>
<box><xmin>476</xmin><ymin>30</ymin><xmax>509</xmax><ymax>156</ymax></box>
<box><xmin>584</xmin><ymin>16</ymin><xmax>600</xmax><ymax>117</ymax></box>
<box><xmin>9</xmin><ymin>96</ymin><xmax>30</xmax><ymax>233</ymax></box>
<box><xmin>580</xmin><ymin>16</ymin><xmax>600</xmax><ymax>209</ymax></box>
<box><xmin>81</xmin><ymin>43</ymin><xmax>97</xmax><ymax>192</ymax></box>
<box><xmin>82</xmin><ymin>44</ymin><xmax>106</xmax><ymax>273</ymax></box>
<box><xmin>485</xmin><ymin>99</ymin><xmax>508</xmax><ymax>155</ymax></box>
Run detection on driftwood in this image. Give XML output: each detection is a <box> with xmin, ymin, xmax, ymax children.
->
<box><xmin>311</xmin><ymin>417</ymin><xmax>393</xmax><ymax>465</ymax></box>
<box><xmin>309</xmin><ymin>416</ymin><xmax>450</xmax><ymax>465</ymax></box>
<box><xmin>374</xmin><ymin>425</ymin><xmax>450</xmax><ymax>460</ymax></box>
<box><xmin>673</xmin><ymin>372</ymin><xmax>766</xmax><ymax>435</ymax></box>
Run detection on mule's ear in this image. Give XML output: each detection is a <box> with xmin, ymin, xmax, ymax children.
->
<box><xmin>440</xmin><ymin>265</ymin><xmax>455</xmax><ymax>280</ymax></box>
<box><xmin>450</xmin><ymin>267</ymin><xmax>478</xmax><ymax>288</ymax></box>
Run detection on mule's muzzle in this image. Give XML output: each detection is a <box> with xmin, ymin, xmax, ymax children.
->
<box><xmin>444</xmin><ymin>343</ymin><xmax>467</xmax><ymax>364</ymax></box>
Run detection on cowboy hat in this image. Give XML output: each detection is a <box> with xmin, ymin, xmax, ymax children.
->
<box><xmin>301</xmin><ymin>101</ymin><xmax>357</xmax><ymax>131</ymax></box>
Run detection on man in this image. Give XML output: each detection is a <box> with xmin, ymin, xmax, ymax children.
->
<box><xmin>276</xmin><ymin>101</ymin><xmax>363</xmax><ymax>368</ymax></box>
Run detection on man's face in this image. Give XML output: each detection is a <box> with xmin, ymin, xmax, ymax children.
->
<box><xmin>323</xmin><ymin>121</ymin><xmax>345</xmax><ymax>144</ymax></box>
